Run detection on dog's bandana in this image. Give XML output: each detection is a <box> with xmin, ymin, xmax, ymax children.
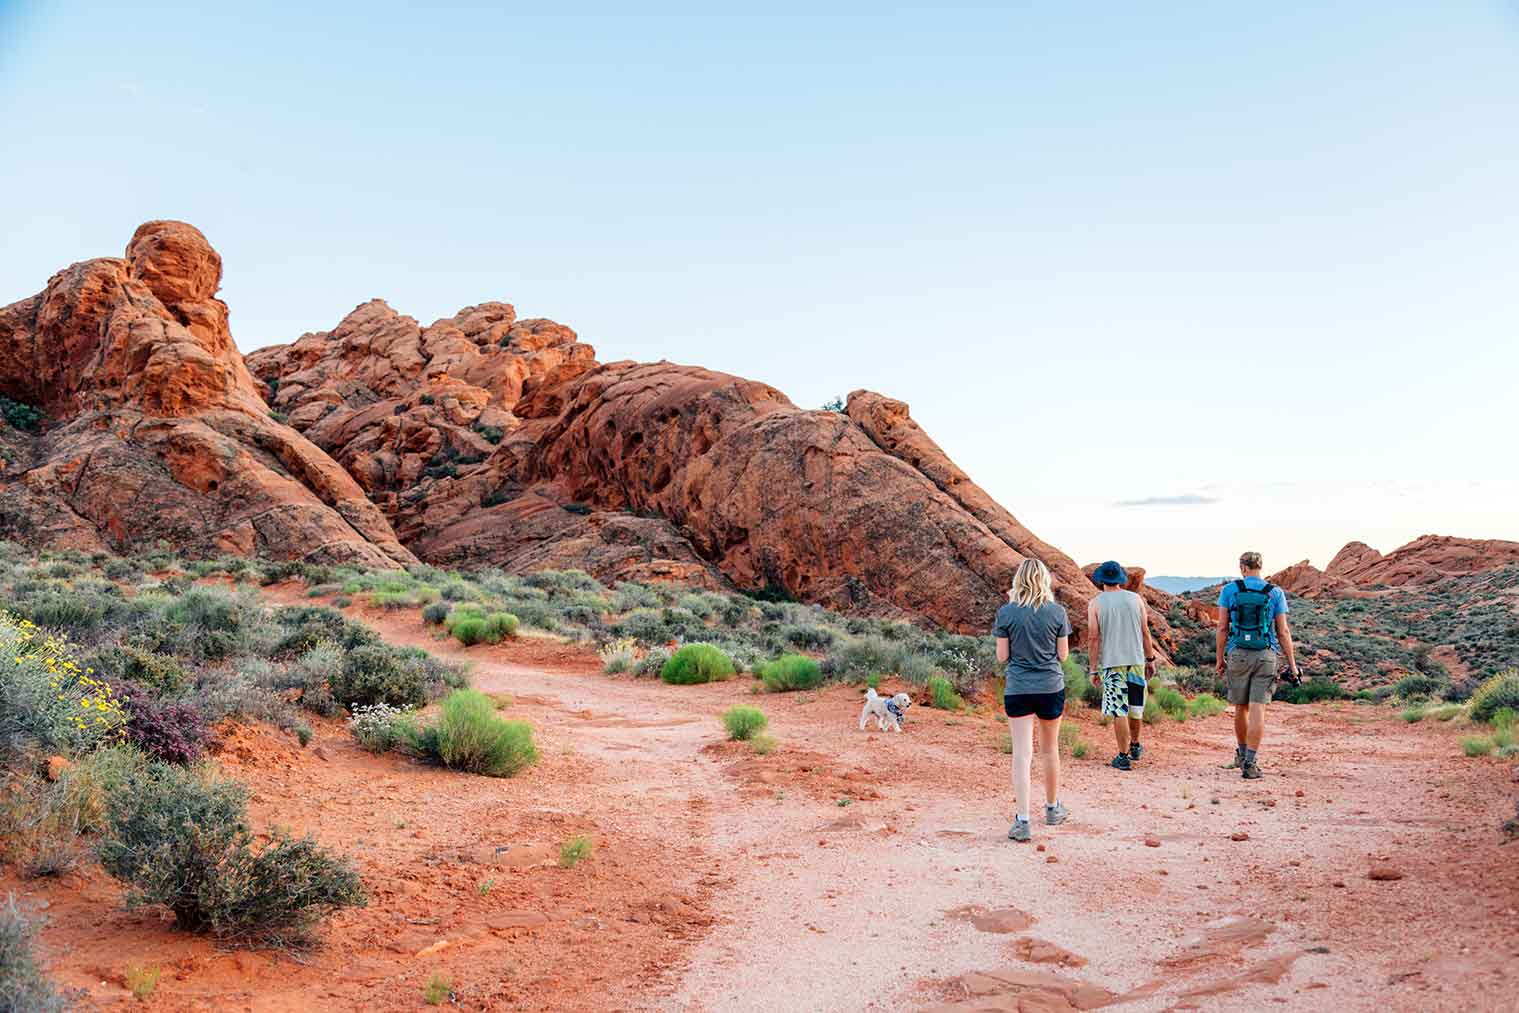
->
<box><xmin>886</xmin><ymin>699</ymin><xmax>905</xmax><ymax>723</ymax></box>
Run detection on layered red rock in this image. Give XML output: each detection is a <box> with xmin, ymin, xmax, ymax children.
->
<box><xmin>514</xmin><ymin>363</ymin><xmax>1094</xmax><ymax>632</ymax></box>
<box><xmin>253</xmin><ymin>306</ymin><xmax>1097</xmax><ymax>632</ymax></box>
<box><xmin>3</xmin><ymin>219</ymin><xmax>1154</xmax><ymax>634</ymax></box>
<box><xmin>1325</xmin><ymin>540</ymin><xmax>1381</xmax><ymax>578</ymax></box>
<box><xmin>1334</xmin><ymin>535</ymin><xmax>1519</xmax><ymax>587</ymax></box>
<box><xmin>1281</xmin><ymin>535</ymin><xmax>1519</xmax><ymax>599</ymax></box>
<box><xmin>1267</xmin><ymin>560</ymin><xmax>1352</xmax><ymax>598</ymax></box>
<box><xmin>0</xmin><ymin>222</ymin><xmax>414</xmax><ymax>568</ymax></box>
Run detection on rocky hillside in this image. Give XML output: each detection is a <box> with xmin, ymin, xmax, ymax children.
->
<box><xmin>0</xmin><ymin>222</ymin><xmax>413</xmax><ymax>569</ymax></box>
<box><xmin>1269</xmin><ymin>535</ymin><xmax>1519</xmax><ymax>600</ymax></box>
<box><xmin>2</xmin><ymin>220</ymin><xmax>1103</xmax><ymax>635</ymax></box>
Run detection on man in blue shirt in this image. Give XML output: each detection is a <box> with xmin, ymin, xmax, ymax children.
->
<box><xmin>1215</xmin><ymin>551</ymin><xmax>1299</xmax><ymax>780</ymax></box>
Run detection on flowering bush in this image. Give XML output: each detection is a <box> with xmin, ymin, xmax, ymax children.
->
<box><xmin>1</xmin><ymin>612</ymin><xmax>127</xmax><ymax>754</ymax></box>
<box><xmin>347</xmin><ymin>703</ymin><xmax>411</xmax><ymax>753</ymax></box>
<box><xmin>598</xmin><ymin>637</ymin><xmax>638</xmax><ymax>674</ymax></box>
<box><xmin>116</xmin><ymin>683</ymin><xmax>208</xmax><ymax>765</ymax></box>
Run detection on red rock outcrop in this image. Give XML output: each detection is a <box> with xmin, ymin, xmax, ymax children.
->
<box><xmin>252</xmin><ymin>306</ymin><xmax>1098</xmax><ymax>632</ymax></box>
<box><xmin>1325</xmin><ymin>540</ymin><xmax>1381</xmax><ymax>578</ymax></box>
<box><xmin>1</xmin><ymin>220</ymin><xmax>1185</xmax><ymax>634</ymax></box>
<box><xmin>1333</xmin><ymin>535</ymin><xmax>1519</xmax><ymax>587</ymax></box>
<box><xmin>1271</xmin><ymin>536</ymin><xmax>1519</xmax><ymax>600</ymax></box>
<box><xmin>1267</xmin><ymin>560</ymin><xmax>1352</xmax><ymax>598</ymax></box>
<box><xmin>0</xmin><ymin>222</ymin><xmax>414</xmax><ymax>568</ymax></box>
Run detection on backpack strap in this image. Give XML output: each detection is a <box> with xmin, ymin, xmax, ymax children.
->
<box><xmin>1234</xmin><ymin>579</ymin><xmax>1248</xmax><ymax>593</ymax></box>
<box><xmin>1259</xmin><ymin>582</ymin><xmax>1274</xmax><ymax>596</ymax></box>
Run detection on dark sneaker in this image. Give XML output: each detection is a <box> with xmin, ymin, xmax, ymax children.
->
<box><xmin>1111</xmin><ymin>754</ymin><xmax>1133</xmax><ymax>771</ymax></box>
<box><xmin>1129</xmin><ymin>742</ymin><xmax>1143</xmax><ymax>761</ymax></box>
<box><xmin>1044</xmin><ymin>802</ymin><xmax>1069</xmax><ymax>826</ymax></box>
<box><xmin>1008</xmin><ymin>818</ymin><xmax>1032</xmax><ymax>842</ymax></box>
<box><xmin>1241</xmin><ymin>761</ymin><xmax>1263</xmax><ymax>780</ymax></box>
<box><xmin>1222</xmin><ymin>748</ymin><xmax>1245</xmax><ymax>770</ymax></box>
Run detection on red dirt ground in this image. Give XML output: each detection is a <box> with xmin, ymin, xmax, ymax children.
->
<box><xmin>9</xmin><ymin>586</ymin><xmax>1519</xmax><ymax>1011</ymax></box>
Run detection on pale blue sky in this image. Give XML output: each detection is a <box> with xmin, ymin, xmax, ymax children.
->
<box><xmin>3</xmin><ymin>2</ymin><xmax>1516</xmax><ymax>573</ymax></box>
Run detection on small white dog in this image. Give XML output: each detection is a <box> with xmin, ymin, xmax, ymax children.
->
<box><xmin>859</xmin><ymin>687</ymin><xmax>912</xmax><ymax>733</ymax></box>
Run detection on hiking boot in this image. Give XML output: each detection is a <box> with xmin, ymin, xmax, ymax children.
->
<box><xmin>1111</xmin><ymin>753</ymin><xmax>1133</xmax><ymax>771</ymax></box>
<box><xmin>1222</xmin><ymin>747</ymin><xmax>1245</xmax><ymax>770</ymax></box>
<box><xmin>1044</xmin><ymin>802</ymin><xmax>1069</xmax><ymax>826</ymax></box>
<box><xmin>1008</xmin><ymin>818</ymin><xmax>1032</xmax><ymax>842</ymax></box>
<box><xmin>1129</xmin><ymin>742</ymin><xmax>1143</xmax><ymax>761</ymax></box>
<box><xmin>1241</xmin><ymin>760</ymin><xmax>1263</xmax><ymax>780</ymax></box>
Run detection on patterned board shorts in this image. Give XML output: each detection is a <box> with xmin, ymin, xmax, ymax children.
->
<box><xmin>1101</xmin><ymin>666</ymin><xmax>1146</xmax><ymax>718</ymax></box>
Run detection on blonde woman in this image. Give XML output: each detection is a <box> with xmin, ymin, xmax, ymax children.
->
<box><xmin>993</xmin><ymin>558</ymin><xmax>1072</xmax><ymax>842</ymax></box>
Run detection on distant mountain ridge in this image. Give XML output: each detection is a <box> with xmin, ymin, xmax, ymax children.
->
<box><xmin>1146</xmin><ymin>576</ymin><xmax>1228</xmax><ymax>594</ymax></box>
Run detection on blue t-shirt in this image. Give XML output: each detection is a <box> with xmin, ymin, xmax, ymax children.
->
<box><xmin>1216</xmin><ymin>577</ymin><xmax>1289</xmax><ymax>652</ymax></box>
<box><xmin>992</xmin><ymin>601</ymin><xmax>1072</xmax><ymax>695</ymax></box>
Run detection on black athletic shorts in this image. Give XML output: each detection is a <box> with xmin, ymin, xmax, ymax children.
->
<box><xmin>1004</xmin><ymin>688</ymin><xmax>1066</xmax><ymax>720</ymax></box>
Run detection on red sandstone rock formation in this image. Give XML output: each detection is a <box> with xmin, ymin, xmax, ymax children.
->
<box><xmin>1267</xmin><ymin>560</ymin><xmax>1352</xmax><ymax>598</ymax></box>
<box><xmin>1333</xmin><ymin>535</ymin><xmax>1519</xmax><ymax>587</ymax></box>
<box><xmin>1271</xmin><ymin>536</ymin><xmax>1519</xmax><ymax>600</ymax></box>
<box><xmin>0</xmin><ymin>222</ymin><xmax>414</xmax><ymax>567</ymax></box>
<box><xmin>251</xmin><ymin>309</ymin><xmax>1098</xmax><ymax>632</ymax></box>
<box><xmin>1325</xmin><ymin>540</ymin><xmax>1381</xmax><ymax>578</ymax></box>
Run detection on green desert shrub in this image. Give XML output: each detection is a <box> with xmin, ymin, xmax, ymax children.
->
<box><xmin>1491</xmin><ymin>707</ymin><xmax>1517</xmax><ymax>730</ymax></box>
<box><xmin>1152</xmin><ymin>685</ymin><xmax>1189</xmax><ymax>722</ymax></box>
<box><xmin>331</xmin><ymin>645</ymin><xmax>463</xmax><ymax>711</ymax></box>
<box><xmin>1469</xmin><ymin>670</ymin><xmax>1519</xmax><ymax>724</ymax></box>
<box><xmin>1061</xmin><ymin>656</ymin><xmax>1089</xmax><ymax>704</ymax></box>
<box><xmin>1461</xmin><ymin>735</ymin><xmax>1495</xmax><ymax>757</ymax></box>
<box><xmin>85</xmin><ymin>645</ymin><xmax>191</xmax><ymax>695</ymax></box>
<box><xmin>660</xmin><ymin>644</ymin><xmax>735</xmax><ymax>685</ymax></box>
<box><xmin>722</xmin><ymin>706</ymin><xmax>768</xmax><ymax>741</ymax></box>
<box><xmin>1278</xmin><ymin>676</ymin><xmax>1346</xmax><ymax>705</ymax></box>
<box><xmin>159</xmin><ymin>587</ymin><xmax>258</xmax><ymax>661</ymax></box>
<box><xmin>402</xmin><ymin>690</ymin><xmax>537</xmax><ymax>777</ymax></box>
<box><xmin>1402</xmin><ymin>706</ymin><xmax>1426</xmax><ymax>723</ymax></box>
<box><xmin>896</xmin><ymin>652</ymin><xmax>938</xmax><ymax>687</ymax></box>
<box><xmin>781</xmin><ymin>623</ymin><xmax>835</xmax><ymax>650</ymax></box>
<box><xmin>1392</xmin><ymin>673</ymin><xmax>1445</xmax><ymax>699</ymax></box>
<box><xmin>1188</xmin><ymin>693</ymin><xmax>1228</xmax><ymax>719</ymax></box>
<box><xmin>483</xmin><ymin>612</ymin><xmax>519</xmax><ymax>641</ymax></box>
<box><xmin>97</xmin><ymin>762</ymin><xmax>365</xmax><ymax>944</ymax></box>
<box><xmin>20</xmin><ymin>591</ymin><xmax>111</xmax><ymax>638</ymax></box>
<box><xmin>759</xmin><ymin>654</ymin><xmax>822</xmax><ymax>693</ymax></box>
<box><xmin>0</xmin><ymin>893</ymin><xmax>69</xmax><ymax>1012</ymax></box>
<box><xmin>825</xmin><ymin>636</ymin><xmax>905</xmax><ymax>682</ymax></box>
<box><xmin>1169</xmin><ymin>665</ymin><xmax>1226</xmax><ymax>697</ymax></box>
<box><xmin>611</xmin><ymin>582</ymin><xmax>663</xmax><ymax>612</ymax></box>
<box><xmin>1427</xmin><ymin>703</ymin><xmax>1464</xmax><ymax>722</ymax></box>
<box><xmin>558</xmin><ymin>835</ymin><xmax>593</xmax><ymax>869</ymax></box>
<box><xmin>267</xmin><ymin>606</ymin><xmax>369</xmax><ymax>657</ymax></box>
<box><xmin>448</xmin><ymin>615</ymin><xmax>488</xmax><ymax>646</ymax></box>
<box><xmin>927</xmin><ymin>675</ymin><xmax>963</xmax><ymax>711</ymax></box>
<box><xmin>523</xmin><ymin>569</ymin><xmax>602</xmax><ymax>593</ymax></box>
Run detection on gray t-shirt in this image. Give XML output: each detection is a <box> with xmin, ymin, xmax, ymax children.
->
<box><xmin>992</xmin><ymin>600</ymin><xmax>1072</xmax><ymax>695</ymax></box>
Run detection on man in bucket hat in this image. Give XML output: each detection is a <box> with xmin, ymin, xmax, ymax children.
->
<box><xmin>1086</xmin><ymin>561</ymin><xmax>1157</xmax><ymax>771</ymax></box>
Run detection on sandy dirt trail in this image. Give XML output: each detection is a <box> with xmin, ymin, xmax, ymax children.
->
<box><xmin>18</xmin><ymin>590</ymin><xmax>1519</xmax><ymax>1011</ymax></box>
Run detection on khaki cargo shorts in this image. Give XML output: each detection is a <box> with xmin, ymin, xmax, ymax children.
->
<box><xmin>1225</xmin><ymin>649</ymin><xmax>1279</xmax><ymax>705</ymax></box>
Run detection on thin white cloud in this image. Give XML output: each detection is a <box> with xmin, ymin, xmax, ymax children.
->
<box><xmin>1113</xmin><ymin>493</ymin><xmax>1220</xmax><ymax>508</ymax></box>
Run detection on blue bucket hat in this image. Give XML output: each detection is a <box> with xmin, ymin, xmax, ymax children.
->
<box><xmin>1091</xmin><ymin>560</ymin><xmax>1128</xmax><ymax>588</ymax></box>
